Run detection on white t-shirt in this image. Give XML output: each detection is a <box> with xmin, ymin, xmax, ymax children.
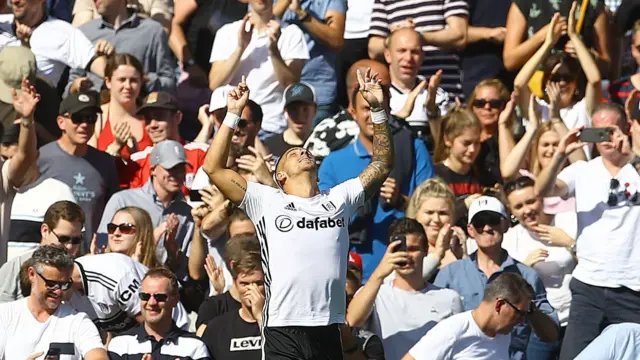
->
<box><xmin>367</xmin><ymin>282</ymin><xmax>463</xmax><ymax>360</ymax></box>
<box><xmin>0</xmin><ymin>298</ymin><xmax>103</xmax><ymax>360</ymax></box>
<box><xmin>239</xmin><ymin>178</ymin><xmax>364</xmax><ymax>327</ymax></box>
<box><xmin>558</xmin><ymin>158</ymin><xmax>640</xmax><ymax>290</ymax></box>
<box><xmin>0</xmin><ymin>17</ymin><xmax>95</xmax><ymax>86</ymax></box>
<box><xmin>0</xmin><ymin>161</ymin><xmax>17</xmax><ymax>266</ymax></box>
<box><xmin>67</xmin><ymin>253</ymin><xmax>189</xmax><ymax>332</ymax></box>
<box><xmin>11</xmin><ymin>178</ymin><xmax>76</xmax><ymax>222</ymax></box>
<box><xmin>344</xmin><ymin>0</ymin><xmax>375</xmax><ymax>39</ymax></box>
<box><xmin>210</xmin><ymin>20</ymin><xmax>310</xmax><ymax>134</ymax></box>
<box><xmin>408</xmin><ymin>311</ymin><xmax>510</xmax><ymax>360</ymax></box>
<box><xmin>530</xmin><ymin>98</ymin><xmax>592</xmax><ymax>158</ymax></box>
<box><xmin>389</xmin><ymin>79</ymin><xmax>450</xmax><ymax>128</ymax></box>
<box><xmin>502</xmin><ymin>223</ymin><xmax>576</xmax><ymax>326</ymax></box>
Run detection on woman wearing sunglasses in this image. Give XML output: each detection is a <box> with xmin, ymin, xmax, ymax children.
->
<box><xmin>106</xmin><ymin>206</ymin><xmax>161</xmax><ymax>269</ymax></box>
<box><xmin>513</xmin><ymin>9</ymin><xmax>602</xmax><ymax>148</ymax></box>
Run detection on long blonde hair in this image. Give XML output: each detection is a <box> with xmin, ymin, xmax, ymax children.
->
<box><xmin>406</xmin><ymin>178</ymin><xmax>457</xmax><ymax>221</ymax></box>
<box><xmin>107</xmin><ymin>206</ymin><xmax>160</xmax><ymax>268</ymax></box>
<box><xmin>433</xmin><ymin>107</ymin><xmax>482</xmax><ymax>163</ymax></box>
<box><xmin>529</xmin><ymin>121</ymin><xmax>556</xmax><ymax>176</ymax></box>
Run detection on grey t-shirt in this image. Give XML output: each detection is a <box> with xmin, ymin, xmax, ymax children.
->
<box><xmin>38</xmin><ymin>141</ymin><xmax>119</xmax><ymax>245</ymax></box>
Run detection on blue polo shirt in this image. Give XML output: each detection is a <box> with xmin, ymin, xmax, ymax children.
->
<box><xmin>434</xmin><ymin>250</ymin><xmax>558</xmax><ymax>360</ymax></box>
<box><xmin>318</xmin><ymin>137</ymin><xmax>433</xmax><ymax>281</ymax></box>
<box><xmin>277</xmin><ymin>0</ymin><xmax>347</xmax><ymax>106</ymax></box>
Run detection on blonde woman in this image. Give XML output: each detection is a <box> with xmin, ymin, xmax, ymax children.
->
<box><xmin>106</xmin><ymin>206</ymin><xmax>161</xmax><ymax>268</ymax></box>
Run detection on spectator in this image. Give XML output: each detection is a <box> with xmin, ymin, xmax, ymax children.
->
<box><xmin>434</xmin><ymin>196</ymin><xmax>559</xmax><ymax>359</ymax></box>
<box><xmin>368</xmin><ymin>0</ymin><xmax>469</xmax><ymax>101</ymax></box>
<box><xmin>67</xmin><ymin>0</ymin><xmax>176</xmax><ymax>96</ymax></box>
<box><xmin>0</xmin><ymin>201</ymin><xmax>85</xmax><ymax>303</ymax></box>
<box><xmin>129</xmin><ymin>92</ymin><xmax>209</xmax><ymax>192</ymax></box>
<box><xmin>513</xmin><ymin>10</ymin><xmax>602</xmax><ymax>137</ymax></box>
<box><xmin>264</xmin><ymin>82</ymin><xmax>317</xmax><ymax>159</ymax></box>
<box><xmin>574</xmin><ymin>323</ymin><xmax>640</xmax><ymax>360</ymax></box>
<box><xmin>97</xmin><ymin>140</ymin><xmax>194</xmax><ymax>276</ymax></box>
<box><xmin>461</xmin><ymin>0</ymin><xmax>512</xmax><ymax>97</ymax></box>
<box><xmin>208</xmin><ymin>0</ymin><xmax>309</xmax><ymax>137</ymax></box>
<box><xmin>67</xmin><ymin>252</ymin><xmax>189</xmax><ymax>333</ymax></box>
<box><xmin>319</xmin><ymin>60</ymin><xmax>434</xmax><ymax>281</ymax></box>
<box><xmin>385</xmin><ymin>28</ymin><xmax>450</xmax><ymax>150</ymax></box>
<box><xmin>502</xmin><ymin>176</ymin><xmax>577</xmax><ymax>358</ymax></box>
<box><xmin>201</xmin><ymin>236</ymin><xmax>263</xmax><ymax>359</ymax></box>
<box><xmin>107</xmin><ymin>268</ymin><xmax>210</xmax><ymax>360</ymax></box>
<box><xmin>503</xmin><ymin>0</ymin><xmax>609</xmax><ymax>73</ymax></box>
<box><xmin>0</xmin><ymin>245</ymin><xmax>107</xmax><ymax>360</ymax></box>
<box><xmin>105</xmin><ymin>206</ymin><xmax>162</xmax><ymax>268</ymax></box>
<box><xmin>348</xmin><ymin>251</ymin><xmax>364</xmax><ymax>284</ymax></box>
<box><xmin>403</xmin><ymin>273</ymin><xmax>534</xmax><ymax>360</ymax></box>
<box><xmin>38</xmin><ymin>92</ymin><xmax>119</xmax><ymax>247</ymax></box>
<box><xmin>0</xmin><ymin>2</ymin><xmax>112</xmax><ymax>88</ymax></box>
<box><xmin>347</xmin><ymin>218</ymin><xmax>463</xmax><ymax>360</ymax></box>
<box><xmin>605</xmin><ymin>20</ymin><xmax>640</xmax><ymax>107</ymax></box>
<box><xmin>274</xmin><ymin>0</ymin><xmax>347</xmax><ymax>124</ymax></box>
<box><xmin>73</xmin><ymin>0</ymin><xmax>173</xmax><ymax>33</ymax></box>
<box><xmin>533</xmin><ymin>103</ymin><xmax>640</xmax><ymax>360</ymax></box>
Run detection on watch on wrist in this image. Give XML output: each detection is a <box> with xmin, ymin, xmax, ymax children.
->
<box><xmin>426</xmin><ymin>106</ymin><xmax>441</xmax><ymax>119</ymax></box>
<box><xmin>20</xmin><ymin>117</ymin><xmax>33</xmax><ymax>128</ymax></box>
<box><xmin>184</xmin><ymin>58</ymin><xmax>196</xmax><ymax>69</ymax></box>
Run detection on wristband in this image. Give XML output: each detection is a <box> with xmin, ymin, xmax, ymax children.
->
<box><xmin>370</xmin><ymin>109</ymin><xmax>387</xmax><ymax>124</ymax></box>
<box><xmin>222</xmin><ymin>112</ymin><xmax>241</xmax><ymax>129</ymax></box>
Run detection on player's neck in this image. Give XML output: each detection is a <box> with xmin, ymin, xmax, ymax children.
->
<box><xmin>144</xmin><ymin>317</ymin><xmax>173</xmax><ymax>340</ymax></box>
<box><xmin>358</xmin><ymin>133</ymin><xmax>373</xmax><ymax>155</ymax></box>
<box><xmin>26</xmin><ymin>295</ymin><xmax>55</xmax><ymax>320</ymax></box>
<box><xmin>250</xmin><ymin>9</ymin><xmax>272</xmax><ymax>31</ymax></box>
<box><xmin>393</xmin><ymin>272</ymin><xmax>426</xmax><ymax>292</ymax></box>
<box><xmin>229</xmin><ymin>284</ymin><xmax>241</xmax><ymax>301</ymax></box>
<box><xmin>476</xmin><ymin>247</ymin><xmax>504</xmax><ymax>278</ymax></box>
<box><xmin>283</xmin><ymin>128</ymin><xmax>307</xmax><ymax>146</ymax></box>
<box><xmin>152</xmin><ymin>178</ymin><xmax>178</xmax><ymax>207</ymax></box>
<box><xmin>284</xmin><ymin>178</ymin><xmax>319</xmax><ymax>198</ymax></box>
<box><xmin>102</xmin><ymin>3</ymin><xmax>129</xmax><ymax>29</ymax></box>
<box><xmin>238</xmin><ymin>307</ymin><xmax>257</xmax><ymax>323</ymax></box>
<box><xmin>444</xmin><ymin>157</ymin><xmax>471</xmax><ymax>174</ymax></box>
<box><xmin>57</xmin><ymin>138</ymin><xmax>88</xmax><ymax>157</ymax></box>
<box><xmin>391</xmin><ymin>74</ymin><xmax>416</xmax><ymax>94</ymax></box>
<box><xmin>472</xmin><ymin>305</ymin><xmax>498</xmax><ymax>337</ymax></box>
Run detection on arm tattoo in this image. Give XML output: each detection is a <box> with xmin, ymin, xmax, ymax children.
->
<box><xmin>360</xmin><ymin>121</ymin><xmax>394</xmax><ymax>199</ymax></box>
<box><xmin>231</xmin><ymin>178</ymin><xmax>247</xmax><ymax>192</ymax></box>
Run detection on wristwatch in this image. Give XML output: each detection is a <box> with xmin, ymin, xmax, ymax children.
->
<box><xmin>20</xmin><ymin>117</ymin><xmax>33</xmax><ymax>128</ymax></box>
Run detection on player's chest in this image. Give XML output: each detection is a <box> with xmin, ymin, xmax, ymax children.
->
<box><xmin>264</xmin><ymin>199</ymin><xmax>348</xmax><ymax>234</ymax></box>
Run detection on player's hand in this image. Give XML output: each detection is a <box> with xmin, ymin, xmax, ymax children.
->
<box><xmin>12</xmin><ymin>78</ymin><xmax>40</xmax><ymax>120</ymax></box>
<box><xmin>267</xmin><ymin>20</ymin><xmax>281</xmax><ymax>54</ymax></box>
<box><xmin>245</xmin><ymin>283</ymin><xmax>265</xmax><ymax>320</ymax></box>
<box><xmin>70</xmin><ymin>77</ymin><xmax>94</xmax><ymax>95</ymax></box>
<box><xmin>16</xmin><ymin>23</ymin><xmax>32</xmax><ymax>46</ymax></box>
<box><xmin>390</xmin><ymin>18</ymin><xmax>415</xmax><ymax>32</ymax></box>
<box><xmin>238</xmin><ymin>14</ymin><xmax>254</xmax><ymax>50</ymax></box>
<box><xmin>450</xmin><ymin>226</ymin><xmax>468</xmax><ymax>259</ymax></box>
<box><xmin>164</xmin><ymin>214</ymin><xmax>180</xmax><ymax>256</ymax></box>
<box><xmin>356</xmin><ymin>68</ymin><xmax>384</xmax><ymax>110</ymax></box>
<box><xmin>498</xmin><ymin>90</ymin><xmax>517</xmax><ymax>127</ymax></box>
<box><xmin>534</xmin><ymin>224</ymin><xmax>575</xmax><ymax>247</ymax></box>
<box><xmin>227</xmin><ymin>76</ymin><xmax>250</xmax><ymax>116</ymax></box>
<box><xmin>26</xmin><ymin>351</ymin><xmax>43</xmax><ymax>360</ymax></box>
<box><xmin>394</xmin><ymin>79</ymin><xmax>426</xmax><ymax>119</ymax></box>
<box><xmin>372</xmin><ymin>240</ymin><xmax>411</xmax><ymax>280</ymax></box>
<box><xmin>567</xmin><ymin>1</ymin><xmax>578</xmax><ymax>37</ymax></box>
<box><xmin>204</xmin><ymin>254</ymin><xmax>225</xmax><ymax>294</ymax></box>
<box><xmin>425</xmin><ymin>69</ymin><xmax>443</xmax><ymax>112</ymax></box>
<box><xmin>380</xmin><ymin>177</ymin><xmax>400</xmax><ymax>206</ymax></box>
<box><xmin>487</xmin><ymin>27</ymin><xmax>507</xmax><ymax>44</ymax></box>
<box><xmin>523</xmin><ymin>249</ymin><xmax>549</xmax><ymax>267</ymax></box>
<box><xmin>236</xmin><ymin>146</ymin><xmax>273</xmax><ymax>185</ymax></box>
<box><xmin>545</xmin><ymin>13</ymin><xmax>567</xmax><ymax>46</ymax></box>
<box><xmin>432</xmin><ymin>223</ymin><xmax>453</xmax><ymax>258</ymax></box>
<box><xmin>95</xmin><ymin>39</ymin><xmax>115</xmax><ymax>57</ymax></box>
<box><xmin>191</xmin><ymin>205</ymin><xmax>211</xmax><ymax>228</ymax></box>
<box><xmin>197</xmin><ymin>104</ymin><xmax>215</xmax><ymax>127</ymax></box>
<box><xmin>557</xmin><ymin>127</ymin><xmax>585</xmax><ymax>156</ymax></box>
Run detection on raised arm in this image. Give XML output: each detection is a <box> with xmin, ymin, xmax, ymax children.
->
<box><xmin>421</xmin><ymin>15</ymin><xmax>468</xmax><ymax>50</ymax></box>
<box><xmin>356</xmin><ymin>69</ymin><xmax>395</xmax><ymax>199</ymax></box>
<box><xmin>501</xmin><ymin>93</ymin><xmax>538</xmax><ymax>179</ymax></box>
<box><xmin>8</xmin><ymin>79</ymin><xmax>39</xmax><ymax>189</ymax></box>
<box><xmin>546</xmin><ymin>82</ymin><xmax>586</xmax><ymax>163</ymax></box>
<box><xmin>209</xmin><ymin>15</ymin><xmax>253</xmax><ymax>91</ymax></box>
<box><xmin>202</xmin><ymin>78</ymin><xmax>250</xmax><ymax>205</ymax></box>
<box><xmin>534</xmin><ymin>129</ymin><xmax>583</xmax><ymax>198</ymax></box>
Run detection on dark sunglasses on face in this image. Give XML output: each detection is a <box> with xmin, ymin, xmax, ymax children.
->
<box><xmin>472</xmin><ymin>99</ymin><xmax>504</xmax><ymax>109</ymax></box>
<box><xmin>51</xmin><ymin>230</ymin><xmax>83</xmax><ymax>245</ymax></box>
<box><xmin>500</xmin><ymin>298</ymin><xmax>528</xmax><ymax>318</ymax></box>
<box><xmin>68</xmin><ymin>113</ymin><xmax>98</xmax><ymax>125</ymax></box>
<box><xmin>107</xmin><ymin>223</ymin><xmax>136</xmax><ymax>235</ymax></box>
<box><xmin>549</xmin><ymin>73</ymin><xmax>575</xmax><ymax>83</ymax></box>
<box><xmin>139</xmin><ymin>292</ymin><xmax>169</xmax><ymax>302</ymax></box>
<box><xmin>471</xmin><ymin>213</ymin><xmax>504</xmax><ymax>232</ymax></box>
<box><xmin>36</xmin><ymin>271</ymin><xmax>73</xmax><ymax>291</ymax></box>
<box><xmin>142</xmin><ymin>110</ymin><xmax>178</xmax><ymax>124</ymax></box>
<box><xmin>237</xmin><ymin>119</ymin><xmax>248</xmax><ymax>129</ymax></box>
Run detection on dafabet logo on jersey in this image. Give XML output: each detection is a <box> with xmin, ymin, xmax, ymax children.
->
<box><xmin>275</xmin><ymin>215</ymin><xmax>346</xmax><ymax>232</ymax></box>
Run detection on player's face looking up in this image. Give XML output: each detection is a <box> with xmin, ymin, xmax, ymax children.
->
<box><xmin>275</xmin><ymin>147</ymin><xmax>317</xmax><ymax>185</ymax></box>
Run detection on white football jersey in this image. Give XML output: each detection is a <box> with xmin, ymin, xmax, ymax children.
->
<box><xmin>68</xmin><ymin>253</ymin><xmax>189</xmax><ymax>333</ymax></box>
<box><xmin>239</xmin><ymin>178</ymin><xmax>364</xmax><ymax>327</ymax></box>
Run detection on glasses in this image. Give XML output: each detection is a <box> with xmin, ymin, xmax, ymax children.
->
<box><xmin>500</xmin><ymin>298</ymin><xmax>528</xmax><ymax>318</ymax></box>
<box><xmin>472</xmin><ymin>99</ymin><xmax>504</xmax><ymax>109</ymax></box>
<box><xmin>51</xmin><ymin>230</ymin><xmax>82</xmax><ymax>245</ymax></box>
<box><xmin>36</xmin><ymin>271</ymin><xmax>73</xmax><ymax>291</ymax></box>
<box><xmin>608</xmin><ymin>178</ymin><xmax>620</xmax><ymax>206</ymax></box>
<box><xmin>107</xmin><ymin>223</ymin><xmax>137</xmax><ymax>235</ymax></box>
<box><xmin>504</xmin><ymin>177</ymin><xmax>535</xmax><ymax>196</ymax></box>
<box><xmin>471</xmin><ymin>213</ymin><xmax>504</xmax><ymax>232</ymax></box>
<box><xmin>67</xmin><ymin>113</ymin><xmax>98</xmax><ymax>125</ymax></box>
<box><xmin>549</xmin><ymin>73</ymin><xmax>575</xmax><ymax>83</ymax></box>
<box><xmin>237</xmin><ymin>119</ymin><xmax>248</xmax><ymax>129</ymax></box>
<box><xmin>142</xmin><ymin>110</ymin><xmax>178</xmax><ymax>124</ymax></box>
<box><xmin>139</xmin><ymin>292</ymin><xmax>169</xmax><ymax>302</ymax></box>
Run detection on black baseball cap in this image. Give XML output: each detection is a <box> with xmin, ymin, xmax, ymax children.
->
<box><xmin>59</xmin><ymin>92</ymin><xmax>102</xmax><ymax>116</ymax></box>
<box><xmin>283</xmin><ymin>82</ymin><xmax>316</xmax><ymax>109</ymax></box>
<box><xmin>137</xmin><ymin>91</ymin><xmax>178</xmax><ymax>114</ymax></box>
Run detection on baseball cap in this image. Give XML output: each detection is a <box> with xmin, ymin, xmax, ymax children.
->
<box><xmin>468</xmin><ymin>196</ymin><xmax>508</xmax><ymax>224</ymax></box>
<box><xmin>631</xmin><ymin>95</ymin><xmax>640</xmax><ymax>121</ymax></box>
<box><xmin>348</xmin><ymin>252</ymin><xmax>363</xmax><ymax>272</ymax></box>
<box><xmin>0</xmin><ymin>46</ymin><xmax>37</xmax><ymax>104</ymax></box>
<box><xmin>137</xmin><ymin>91</ymin><xmax>178</xmax><ymax>114</ymax></box>
<box><xmin>209</xmin><ymin>85</ymin><xmax>234</xmax><ymax>112</ymax></box>
<box><xmin>283</xmin><ymin>82</ymin><xmax>316</xmax><ymax>109</ymax></box>
<box><xmin>1</xmin><ymin>123</ymin><xmax>19</xmax><ymax>145</ymax></box>
<box><xmin>150</xmin><ymin>140</ymin><xmax>189</xmax><ymax>169</ymax></box>
<box><xmin>59</xmin><ymin>92</ymin><xmax>102</xmax><ymax>116</ymax></box>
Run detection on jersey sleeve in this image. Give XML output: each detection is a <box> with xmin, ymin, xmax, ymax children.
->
<box><xmin>330</xmin><ymin>178</ymin><xmax>365</xmax><ymax>217</ymax></box>
<box><xmin>557</xmin><ymin>161</ymin><xmax>585</xmax><ymax>198</ymax></box>
<box><xmin>239</xmin><ymin>181</ymin><xmax>280</xmax><ymax>223</ymax></box>
<box><xmin>279</xmin><ymin>24</ymin><xmax>310</xmax><ymax>61</ymax></box>
<box><xmin>115</xmin><ymin>270</ymin><xmax>143</xmax><ymax>317</ymax></box>
<box><xmin>74</xmin><ymin>312</ymin><xmax>104</xmax><ymax>357</ymax></box>
<box><xmin>408</xmin><ymin>322</ymin><xmax>456</xmax><ymax>360</ymax></box>
<box><xmin>31</xmin><ymin>21</ymin><xmax>95</xmax><ymax>70</ymax></box>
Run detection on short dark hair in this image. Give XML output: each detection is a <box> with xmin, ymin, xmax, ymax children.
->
<box><xmin>483</xmin><ymin>272</ymin><xmax>534</xmax><ymax>304</ymax></box>
<box><xmin>43</xmin><ymin>201</ymin><xmax>85</xmax><ymax>231</ymax></box>
<box><xmin>504</xmin><ymin>176</ymin><xmax>535</xmax><ymax>196</ymax></box>
<box><xmin>229</xmin><ymin>208</ymin><xmax>251</xmax><ymax>225</ymax></box>
<box><xmin>223</xmin><ymin>234</ymin><xmax>261</xmax><ymax>279</ymax></box>
<box><xmin>246</xmin><ymin>100</ymin><xmax>263</xmax><ymax>124</ymax></box>
<box><xmin>20</xmin><ymin>258</ymin><xmax>33</xmax><ymax>297</ymax></box>
<box><xmin>31</xmin><ymin>245</ymin><xmax>75</xmax><ymax>273</ymax></box>
<box><xmin>143</xmin><ymin>267</ymin><xmax>179</xmax><ymax>294</ymax></box>
<box><xmin>388</xmin><ymin>218</ymin><xmax>427</xmax><ymax>242</ymax></box>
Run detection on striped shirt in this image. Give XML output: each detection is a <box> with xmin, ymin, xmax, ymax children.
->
<box><xmin>369</xmin><ymin>0</ymin><xmax>469</xmax><ymax>100</ymax></box>
<box><xmin>107</xmin><ymin>323</ymin><xmax>210</xmax><ymax>360</ymax></box>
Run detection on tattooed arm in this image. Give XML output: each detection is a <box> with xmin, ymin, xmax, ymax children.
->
<box><xmin>356</xmin><ymin>68</ymin><xmax>395</xmax><ymax>199</ymax></box>
<box><xmin>203</xmin><ymin>78</ymin><xmax>250</xmax><ymax>205</ymax></box>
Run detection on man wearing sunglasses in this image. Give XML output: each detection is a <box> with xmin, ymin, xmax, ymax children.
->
<box><xmin>107</xmin><ymin>268</ymin><xmax>209</xmax><ymax>360</ymax></box>
<box><xmin>434</xmin><ymin>196</ymin><xmax>559</xmax><ymax>360</ymax></box>
<box><xmin>0</xmin><ymin>245</ymin><xmax>107</xmax><ymax>360</ymax></box>
<box><xmin>38</xmin><ymin>91</ymin><xmax>120</xmax><ymax>249</ymax></box>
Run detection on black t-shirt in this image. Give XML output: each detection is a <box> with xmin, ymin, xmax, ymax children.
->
<box><xmin>475</xmin><ymin>137</ymin><xmax>503</xmax><ymax>187</ymax></box>
<box><xmin>195</xmin><ymin>291</ymin><xmax>241</xmax><ymax>328</ymax></box>
<box><xmin>264</xmin><ymin>133</ymin><xmax>298</xmax><ymax>159</ymax></box>
<box><xmin>435</xmin><ymin>163</ymin><xmax>486</xmax><ymax>227</ymax></box>
<box><xmin>202</xmin><ymin>310</ymin><xmax>262</xmax><ymax>360</ymax></box>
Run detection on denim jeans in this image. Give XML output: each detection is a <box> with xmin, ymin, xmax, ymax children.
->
<box><xmin>559</xmin><ymin>278</ymin><xmax>640</xmax><ymax>360</ymax></box>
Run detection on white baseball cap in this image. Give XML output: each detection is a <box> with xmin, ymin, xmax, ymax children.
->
<box><xmin>209</xmin><ymin>85</ymin><xmax>235</xmax><ymax>112</ymax></box>
<box><xmin>468</xmin><ymin>196</ymin><xmax>508</xmax><ymax>223</ymax></box>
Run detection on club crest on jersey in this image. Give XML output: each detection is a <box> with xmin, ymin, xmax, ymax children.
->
<box><xmin>322</xmin><ymin>201</ymin><xmax>336</xmax><ymax>212</ymax></box>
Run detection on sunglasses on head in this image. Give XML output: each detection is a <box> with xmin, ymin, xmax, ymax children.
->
<box><xmin>549</xmin><ymin>73</ymin><xmax>575</xmax><ymax>83</ymax></box>
<box><xmin>504</xmin><ymin>177</ymin><xmax>535</xmax><ymax>196</ymax></box>
<box><xmin>472</xmin><ymin>99</ymin><xmax>504</xmax><ymax>109</ymax></box>
<box><xmin>608</xmin><ymin>178</ymin><xmax>620</xmax><ymax>206</ymax></box>
<box><xmin>107</xmin><ymin>223</ymin><xmax>136</xmax><ymax>235</ymax></box>
<box><xmin>471</xmin><ymin>213</ymin><xmax>504</xmax><ymax>232</ymax></box>
<box><xmin>68</xmin><ymin>113</ymin><xmax>98</xmax><ymax>125</ymax></box>
<box><xmin>36</xmin><ymin>271</ymin><xmax>73</xmax><ymax>291</ymax></box>
<box><xmin>51</xmin><ymin>230</ymin><xmax>82</xmax><ymax>245</ymax></box>
<box><xmin>139</xmin><ymin>292</ymin><xmax>169</xmax><ymax>302</ymax></box>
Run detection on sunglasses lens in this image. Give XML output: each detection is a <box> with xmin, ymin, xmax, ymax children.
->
<box><xmin>107</xmin><ymin>223</ymin><xmax>117</xmax><ymax>234</ymax></box>
<box><xmin>237</xmin><ymin>119</ymin><xmax>248</xmax><ymax>129</ymax></box>
<box><xmin>120</xmin><ymin>224</ymin><xmax>136</xmax><ymax>234</ymax></box>
<box><xmin>489</xmin><ymin>100</ymin><xmax>504</xmax><ymax>108</ymax></box>
<box><xmin>472</xmin><ymin>214</ymin><xmax>502</xmax><ymax>230</ymax></box>
<box><xmin>58</xmin><ymin>235</ymin><xmax>83</xmax><ymax>245</ymax></box>
<box><xmin>472</xmin><ymin>100</ymin><xmax>486</xmax><ymax>108</ymax></box>
<box><xmin>139</xmin><ymin>292</ymin><xmax>151</xmax><ymax>301</ymax></box>
<box><xmin>154</xmin><ymin>294</ymin><xmax>168</xmax><ymax>302</ymax></box>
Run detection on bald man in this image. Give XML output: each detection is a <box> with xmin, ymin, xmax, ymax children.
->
<box><xmin>315</xmin><ymin>60</ymin><xmax>435</xmax><ymax>282</ymax></box>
